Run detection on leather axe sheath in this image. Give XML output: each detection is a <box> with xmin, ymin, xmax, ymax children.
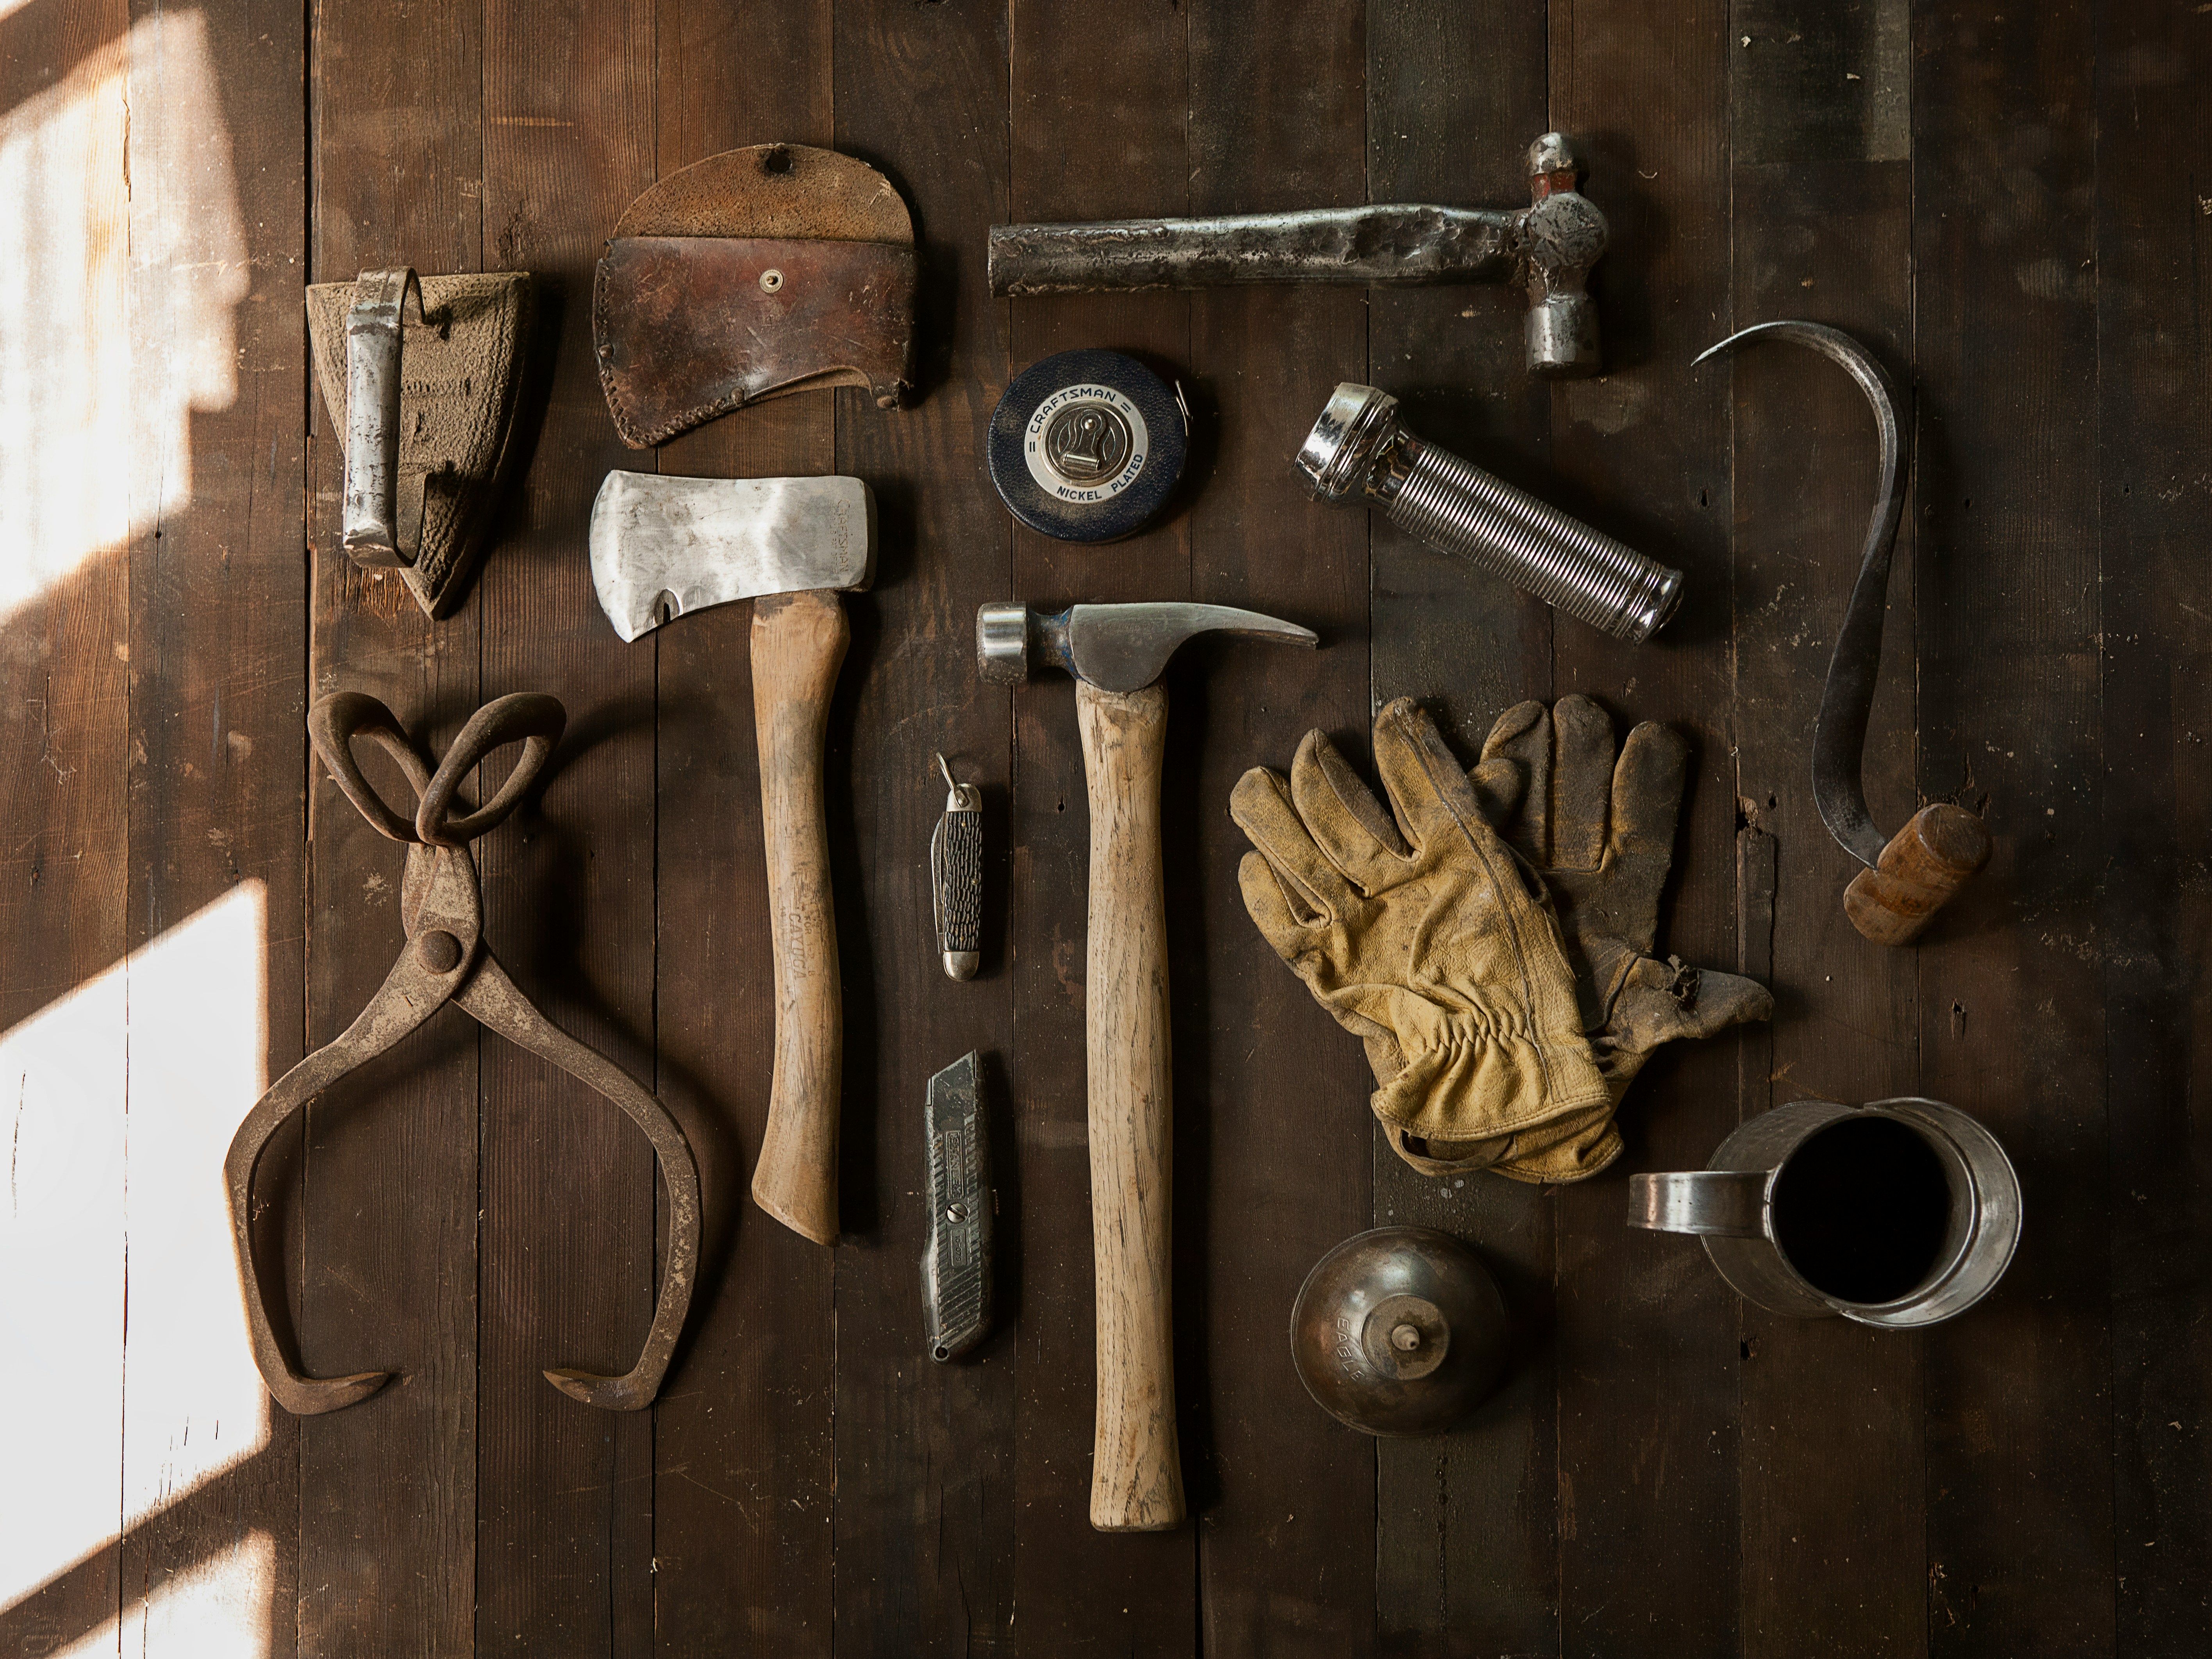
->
<box><xmin>593</xmin><ymin>143</ymin><xmax>918</xmax><ymax>447</ymax></box>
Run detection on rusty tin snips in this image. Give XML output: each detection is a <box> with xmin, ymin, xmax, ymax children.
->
<box><xmin>224</xmin><ymin>690</ymin><xmax>701</xmax><ymax>1417</ymax></box>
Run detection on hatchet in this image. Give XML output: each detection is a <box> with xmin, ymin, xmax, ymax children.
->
<box><xmin>591</xmin><ymin>470</ymin><xmax>873</xmax><ymax>1243</ymax></box>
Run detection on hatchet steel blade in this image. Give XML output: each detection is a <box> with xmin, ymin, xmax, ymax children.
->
<box><xmin>589</xmin><ymin>470</ymin><xmax>875</xmax><ymax>642</ymax></box>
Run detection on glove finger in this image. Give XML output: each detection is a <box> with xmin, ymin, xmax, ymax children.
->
<box><xmin>1237</xmin><ymin>850</ymin><xmax>1323</xmax><ymax>954</ymax></box>
<box><xmin>1596</xmin><ymin>957</ymin><xmax>1775</xmax><ymax>1090</ymax></box>
<box><xmin>1289</xmin><ymin>728</ymin><xmax>1409</xmax><ymax>895</ymax></box>
<box><xmin>1601</xmin><ymin>720</ymin><xmax>1691</xmax><ymax>952</ymax></box>
<box><xmin>1230</xmin><ymin>763</ymin><xmax>1354</xmax><ymax>920</ymax></box>
<box><xmin>1467</xmin><ymin>753</ymin><xmax>1525</xmax><ymax>825</ymax></box>
<box><xmin>1479</xmin><ymin>699</ymin><xmax>1550</xmax><ymax>861</ymax></box>
<box><xmin>1548</xmin><ymin>695</ymin><xmax>1617</xmax><ymax>873</ymax></box>
<box><xmin>1371</xmin><ymin>697</ymin><xmax>1500</xmax><ymax>856</ymax></box>
<box><xmin>1670</xmin><ymin>963</ymin><xmax>1776</xmax><ymax>1038</ymax></box>
<box><xmin>1609</xmin><ymin>720</ymin><xmax>1690</xmax><ymax>865</ymax></box>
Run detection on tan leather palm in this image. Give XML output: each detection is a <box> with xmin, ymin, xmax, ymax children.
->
<box><xmin>1232</xmin><ymin>698</ymin><xmax>1608</xmax><ymax>1175</ymax></box>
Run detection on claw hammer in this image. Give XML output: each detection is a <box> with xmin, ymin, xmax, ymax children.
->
<box><xmin>979</xmin><ymin>600</ymin><xmax>1316</xmax><ymax>1530</ymax></box>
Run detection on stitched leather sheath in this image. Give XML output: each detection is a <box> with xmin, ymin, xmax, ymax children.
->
<box><xmin>594</xmin><ymin>234</ymin><xmax>917</xmax><ymax>446</ymax></box>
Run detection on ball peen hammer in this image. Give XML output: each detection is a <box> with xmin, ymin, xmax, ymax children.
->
<box><xmin>591</xmin><ymin>470</ymin><xmax>873</xmax><ymax>1243</ymax></box>
<box><xmin>978</xmin><ymin>600</ymin><xmax>1317</xmax><ymax>1531</ymax></box>
<box><xmin>988</xmin><ymin>133</ymin><xmax>1608</xmax><ymax>378</ymax></box>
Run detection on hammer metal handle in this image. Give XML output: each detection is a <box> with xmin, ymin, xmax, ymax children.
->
<box><xmin>989</xmin><ymin>205</ymin><xmax>1520</xmax><ymax>296</ymax></box>
<box><xmin>1076</xmin><ymin>677</ymin><xmax>1185</xmax><ymax>1532</ymax></box>
<box><xmin>749</xmin><ymin>589</ymin><xmax>848</xmax><ymax>1245</ymax></box>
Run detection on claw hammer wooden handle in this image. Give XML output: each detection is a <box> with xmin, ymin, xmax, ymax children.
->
<box><xmin>1075</xmin><ymin>677</ymin><xmax>1186</xmax><ymax>1532</ymax></box>
<box><xmin>749</xmin><ymin>589</ymin><xmax>847</xmax><ymax>1244</ymax></box>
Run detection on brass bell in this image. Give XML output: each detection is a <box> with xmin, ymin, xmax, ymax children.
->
<box><xmin>1288</xmin><ymin>1226</ymin><xmax>1509</xmax><ymax>1436</ymax></box>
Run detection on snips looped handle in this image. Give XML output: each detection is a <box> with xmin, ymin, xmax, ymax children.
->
<box><xmin>309</xmin><ymin>690</ymin><xmax>565</xmax><ymax>848</ymax></box>
<box><xmin>418</xmin><ymin>693</ymin><xmax>566</xmax><ymax>846</ymax></box>
<box><xmin>309</xmin><ymin>689</ymin><xmax>433</xmax><ymax>841</ymax></box>
<box><xmin>341</xmin><ymin>267</ymin><xmax>429</xmax><ymax>569</ymax></box>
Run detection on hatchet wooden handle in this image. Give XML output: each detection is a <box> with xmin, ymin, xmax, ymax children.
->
<box><xmin>1075</xmin><ymin>677</ymin><xmax>1185</xmax><ymax>1532</ymax></box>
<box><xmin>749</xmin><ymin>589</ymin><xmax>847</xmax><ymax>1245</ymax></box>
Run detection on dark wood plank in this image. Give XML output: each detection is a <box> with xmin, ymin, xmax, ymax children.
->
<box><xmin>1910</xmin><ymin>3</ymin><xmax>2115</xmax><ymax>1654</ymax></box>
<box><xmin>1364</xmin><ymin>1</ymin><xmax>1560</xmax><ymax>1648</ymax></box>
<box><xmin>475</xmin><ymin>1</ymin><xmax>658</xmax><ymax>1650</ymax></box>
<box><xmin>119</xmin><ymin>0</ymin><xmax>309</xmax><ymax>1653</ymax></box>
<box><xmin>1545</xmin><ymin>4</ymin><xmax>1741</xmax><ymax>1654</ymax></box>
<box><xmin>643</xmin><ymin>5</ymin><xmax>837</xmax><ymax>1655</ymax></box>
<box><xmin>1180</xmin><ymin>3</ymin><xmax>1374</xmax><ymax>1654</ymax></box>
<box><xmin>2094</xmin><ymin>1</ymin><xmax>2212</xmax><ymax>1649</ymax></box>
<box><xmin>0</xmin><ymin>3</ymin><xmax>134</xmax><ymax>1652</ymax></box>
<box><xmin>830</xmin><ymin>0</ymin><xmax>1020</xmax><ymax>1652</ymax></box>
<box><xmin>1725</xmin><ymin>10</ymin><xmax>1924</xmax><ymax>1650</ymax></box>
<box><xmin>1005</xmin><ymin>2</ymin><xmax>1199</xmax><ymax>1648</ymax></box>
<box><xmin>300</xmin><ymin>0</ymin><xmax>486</xmax><ymax>1648</ymax></box>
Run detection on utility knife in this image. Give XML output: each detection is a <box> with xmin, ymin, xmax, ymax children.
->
<box><xmin>922</xmin><ymin>1050</ymin><xmax>993</xmax><ymax>1361</ymax></box>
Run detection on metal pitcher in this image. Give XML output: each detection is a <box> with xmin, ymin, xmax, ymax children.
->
<box><xmin>1627</xmin><ymin>1097</ymin><xmax>2021</xmax><ymax>1327</ymax></box>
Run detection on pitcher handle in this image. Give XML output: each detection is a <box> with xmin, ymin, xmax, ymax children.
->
<box><xmin>1628</xmin><ymin>1170</ymin><xmax>1769</xmax><ymax>1237</ymax></box>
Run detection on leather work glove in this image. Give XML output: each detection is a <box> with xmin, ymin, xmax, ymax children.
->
<box><xmin>1230</xmin><ymin>696</ymin><xmax>1614</xmax><ymax>1180</ymax></box>
<box><xmin>1463</xmin><ymin>695</ymin><xmax>1775</xmax><ymax>1180</ymax></box>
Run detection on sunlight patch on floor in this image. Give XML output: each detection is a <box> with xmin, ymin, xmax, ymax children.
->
<box><xmin>0</xmin><ymin>880</ymin><xmax>272</xmax><ymax>1649</ymax></box>
<box><xmin>0</xmin><ymin>5</ymin><xmax>246</xmax><ymax>625</ymax></box>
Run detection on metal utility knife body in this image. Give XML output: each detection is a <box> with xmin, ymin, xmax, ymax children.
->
<box><xmin>930</xmin><ymin>754</ymin><xmax>983</xmax><ymax>979</ymax></box>
<box><xmin>923</xmin><ymin>1050</ymin><xmax>993</xmax><ymax>1361</ymax></box>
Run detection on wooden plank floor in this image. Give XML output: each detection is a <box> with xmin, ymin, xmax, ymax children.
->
<box><xmin>0</xmin><ymin>0</ymin><xmax>2205</xmax><ymax>1654</ymax></box>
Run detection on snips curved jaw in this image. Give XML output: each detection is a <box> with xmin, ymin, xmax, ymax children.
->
<box><xmin>225</xmin><ymin>842</ymin><xmax>486</xmax><ymax>1414</ymax></box>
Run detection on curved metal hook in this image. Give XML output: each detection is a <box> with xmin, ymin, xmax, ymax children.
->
<box><xmin>1696</xmin><ymin>320</ymin><xmax>1907</xmax><ymax>868</ymax></box>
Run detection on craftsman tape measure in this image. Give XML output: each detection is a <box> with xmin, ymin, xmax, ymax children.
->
<box><xmin>987</xmin><ymin>348</ymin><xmax>1188</xmax><ymax>542</ymax></box>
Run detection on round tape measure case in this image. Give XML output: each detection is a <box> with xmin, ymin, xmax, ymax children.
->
<box><xmin>988</xmin><ymin>349</ymin><xmax>1189</xmax><ymax>543</ymax></box>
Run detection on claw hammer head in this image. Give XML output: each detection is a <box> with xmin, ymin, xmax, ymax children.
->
<box><xmin>976</xmin><ymin>600</ymin><xmax>1317</xmax><ymax>693</ymax></box>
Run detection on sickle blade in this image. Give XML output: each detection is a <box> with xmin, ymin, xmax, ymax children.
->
<box><xmin>1698</xmin><ymin>320</ymin><xmax>1907</xmax><ymax>869</ymax></box>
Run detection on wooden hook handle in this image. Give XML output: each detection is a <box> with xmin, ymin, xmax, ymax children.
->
<box><xmin>1843</xmin><ymin>802</ymin><xmax>1991</xmax><ymax>946</ymax></box>
<box><xmin>748</xmin><ymin>589</ymin><xmax>848</xmax><ymax>1244</ymax></box>
<box><xmin>1075</xmin><ymin>677</ymin><xmax>1185</xmax><ymax>1532</ymax></box>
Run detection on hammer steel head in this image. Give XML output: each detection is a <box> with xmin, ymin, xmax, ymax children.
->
<box><xmin>589</xmin><ymin>470</ymin><xmax>875</xmax><ymax>643</ymax></box>
<box><xmin>975</xmin><ymin>600</ymin><xmax>1316</xmax><ymax>694</ymax></box>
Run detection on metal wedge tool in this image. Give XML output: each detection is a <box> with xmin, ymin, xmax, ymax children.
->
<box><xmin>930</xmin><ymin>754</ymin><xmax>984</xmax><ymax>980</ymax></box>
<box><xmin>306</xmin><ymin>266</ymin><xmax>536</xmax><ymax>618</ymax></box>
<box><xmin>1696</xmin><ymin>320</ymin><xmax>1989</xmax><ymax>945</ymax></box>
<box><xmin>978</xmin><ymin>599</ymin><xmax>1318</xmax><ymax>1531</ymax></box>
<box><xmin>591</xmin><ymin>469</ymin><xmax>873</xmax><ymax>1244</ymax></box>
<box><xmin>226</xmin><ymin>691</ymin><xmax>700</xmax><ymax>1417</ymax></box>
<box><xmin>991</xmin><ymin>133</ymin><xmax>1607</xmax><ymax>378</ymax></box>
<box><xmin>923</xmin><ymin>1050</ymin><xmax>993</xmax><ymax>1361</ymax></box>
<box><xmin>1298</xmin><ymin>382</ymin><xmax>1682</xmax><ymax>643</ymax></box>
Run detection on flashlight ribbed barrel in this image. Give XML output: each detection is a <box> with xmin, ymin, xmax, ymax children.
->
<box><xmin>1297</xmin><ymin>382</ymin><xmax>1682</xmax><ymax>644</ymax></box>
<box><xmin>1384</xmin><ymin>437</ymin><xmax>1679</xmax><ymax>643</ymax></box>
